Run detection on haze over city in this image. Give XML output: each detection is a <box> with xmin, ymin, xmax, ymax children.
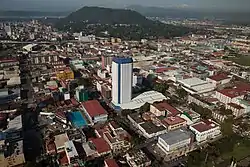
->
<box><xmin>1</xmin><ymin>0</ymin><xmax>250</xmax><ymax>12</ymax></box>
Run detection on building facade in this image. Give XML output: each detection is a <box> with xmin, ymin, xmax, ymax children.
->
<box><xmin>112</xmin><ymin>57</ymin><xmax>133</xmax><ymax>105</ymax></box>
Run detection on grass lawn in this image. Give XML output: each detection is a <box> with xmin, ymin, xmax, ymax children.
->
<box><xmin>227</xmin><ymin>55</ymin><xmax>250</xmax><ymax>66</ymax></box>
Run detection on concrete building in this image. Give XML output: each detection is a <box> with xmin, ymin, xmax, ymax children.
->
<box><xmin>81</xmin><ymin>100</ymin><xmax>108</xmax><ymax>124</ymax></box>
<box><xmin>112</xmin><ymin>57</ymin><xmax>133</xmax><ymax>105</ymax></box>
<box><xmin>206</xmin><ymin>73</ymin><xmax>231</xmax><ymax>87</ymax></box>
<box><xmin>97</xmin><ymin>121</ymin><xmax>131</xmax><ymax>154</ymax></box>
<box><xmin>127</xmin><ymin>113</ymin><xmax>167</xmax><ymax>139</ymax></box>
<box><xmin>125</xmin><ymin>150</ymin><xmax>151</xmax><ymax>167</ymax></box>
<box><xmin>161</xmin><ymin>116</ymin><xmax>187</xmax><ymax>131</ymax></box>
<box><xmin>102</xmin><ymin>55</ymin><xmax>113</xmax><ymax>69</ymax></box>
<box><xmin>178</xmin><ymin>77</ymin><xmax>215</xmax><ymax>94</ymax></box>
<box><xmin>157</xmin><ymin>128</ymin><xmax>193</xmax><ymax>153</ymax></box>
<box><xmin>189</xmin><ymin>120</ymin><xmax>221</xmax><ymax>143</ymax></box>
<box><xmin>150</xmin><ymin>101</ymin><xmax>180</xmax><ymax>117</ymax></box>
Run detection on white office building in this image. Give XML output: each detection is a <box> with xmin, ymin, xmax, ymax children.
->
<box><xmin>112</xmin><ymin>57</ymin><xmax>133</xmax><ymax>105</ymax></box>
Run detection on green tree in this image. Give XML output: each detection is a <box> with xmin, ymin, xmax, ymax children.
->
<box><xmin>77</xmin><ymin>77</ymin><xmax>92</xmax><ymax>88</ymax></box>
<box><xmin>153</xmin><ymin>82</ymin><xmax>169</xmax><ymax>94</ymax></box>
<box><xmin>221</xmin><ymin>117</ymin><xmax>234</xmax><ymax>137</ymax></box>
<box><xmin>176</xmin><ymin>88</ymin><xmax>188</xmax><ymax>99</ymax></box>
<box><xmin>139</xmin><ymin>102</ymin><xmax>150</xmax><ymax>114</ymax></box>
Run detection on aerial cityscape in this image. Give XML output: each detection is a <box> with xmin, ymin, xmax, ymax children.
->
<box><xmin>1</xmin><ymin>1</ymin><xmax>250</xmax><ymax>167</ymax></box>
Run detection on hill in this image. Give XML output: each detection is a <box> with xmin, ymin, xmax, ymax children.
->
<box><xmin>55</xmin><ymin>6</ymin><xmax>192</xmax><ymax>40</ymax></box>
<box><xmin>59</xmin><ymin>6</ymin><xmax>152</xmax><ymax>25</ymax></box>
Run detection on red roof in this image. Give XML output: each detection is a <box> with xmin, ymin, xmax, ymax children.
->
<box><xmin>71</xmin><ymin>98</ymin><xmax>79</xmax><ymax>106</ymax></box>
<box><xmin>162</xmin><ymin>116</ymin><xmax>186</xmax><ymax>126</ymax></box>
<box><xmin>82</xmin><ymin>100</ymin><xmax>107</xmax><ymax>118</ymax></box>
<box><xmin>89</xmin><ymin>137</ymin><xmax>111</xmax><ymax>154</ymax></box>
<box><xmin>227</xmin><ymin>103</ymin><xmax>244</xmax><ymax>110</ymax></box>
<box><xmin>59</xmin><ymin>151</ymin><xmax>69</xmax><ymax>165</ymax></box>
<box><xmin>105</xmin><ymin>159</ymin><xmax>119</xmax><ymax>167</ymax></box>
<box><xmin>218</xmin><ymin>88</ymin><xmax>247</xmax><ymax>98</ymax></box>
<box><xmin>0</xmin><ymin>58</ymin><xmax>18</xmax><ymax>63</ymax></box>
<box><xmin>153</xmin><ymin>102</ymin><xmax>180</xmax><ymax>116</ymax></box>
<box><xmin>155</xmin><ymin>67</ymin><xmax>178</xmax><ymax>73</ymax></box>
<box><xmin>208</xmin><ymin>73</ymin><xmax>230</xmax><ymax>82</ymax></box>
<box><xmin>191</xmin><ymin>120</ymin><xmax>218</xmax><ymax>133</ymax></box>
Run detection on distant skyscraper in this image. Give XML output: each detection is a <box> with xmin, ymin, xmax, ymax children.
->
<box><xmin>112</xmin><ymin>57</ymin><xmax>133</xmax><ymax>105</ymax></box>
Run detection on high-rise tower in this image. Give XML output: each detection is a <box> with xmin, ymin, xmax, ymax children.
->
<box><xmin>112</xmin><ymin>57</ymin><xmax>133</xmax><ymax>105</ymax></box>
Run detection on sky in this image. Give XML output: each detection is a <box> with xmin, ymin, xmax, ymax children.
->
<box><xmin>1</xmin><ymin>0</ymin><xmax>250</xmax><ymax>12</ymax></box>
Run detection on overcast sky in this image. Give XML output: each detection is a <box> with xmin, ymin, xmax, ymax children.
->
<box><xmin>1</xmin><ymin>0</ymin><xmax>250</xmax><ymax>12</ymax></box>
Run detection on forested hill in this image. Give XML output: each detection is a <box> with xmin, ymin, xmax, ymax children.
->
<box><xmin>55</xmin><ymin>6</ymin><xmax>193</xmax><ymax>40</ymax></box>
<box><xmin>58</xmin><ymin>6</ymin><xmax>153</xmax><ymax>25</ymax></box>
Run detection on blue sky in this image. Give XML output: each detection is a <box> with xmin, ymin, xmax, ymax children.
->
<box><xmin>1</xmin><ymin>0</ymin><xmax>250</xmax><ymax>11</ymax></box>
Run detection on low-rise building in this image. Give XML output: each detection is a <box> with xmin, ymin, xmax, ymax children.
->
<box><xmin>189</xmin><ymin>120</ymin><xmax>221</xmax><ymax>142</ymax></box>
<box><xmin>206</xmin><ymin>73</ymin><xmax>231</xmax><ymax>87</ymax></box>
<box><xmin>150</xmin><ymin>101</ymin><xmax>180</xmax><ymax>117</ymax></box>
<box><xmin>128</xmin><ymin>113</ymin><xmax>167</xmax><ymax>139</ymax></box>
<box><xmin>96</xmin><ymin>121</ymin><xmax>131</xmax><ymax>154</ymax></box>
<box><xmin>81</xmin><ymin>100</ymin><xmax>108</xmax><ymax>124</ymax></box>
<box><xmin>161</xmin><ymin>116</ymin><xmax>187</xmax><ymax>131</ymax></box>
<box><xmin>178</xmin><ymin>77</ymin><xmax>215</xmax><ymax>94</ymax></box>
<box><xmin>125</xmin><ymin>150</ymin><xmax>151</xmax><ymax>167</ymax></box>
<box><xmin>89</xmin><ymin>137</ymin><xmax>111</xmax><ymax>156</ymax></box>
<box><xmin>157</xmin><ymin>128</ymin><xmax>193</xmax><ymax>154</ymax></box>
<box><xmin>54</xmin><ymin>133</ymin><xmax>69</xmax><ymax>153</ymax></box>
<box><xmin>104</xmin><ymin>159</ymin><xmax>119</xmax><ymax>167</ymax></box>
<box><xmin>226</xmin><ymin>103</ymin><xmax>245</xmax><ymax>117</ymax></box>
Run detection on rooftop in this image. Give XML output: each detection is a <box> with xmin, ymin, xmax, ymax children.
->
<box><xmin>191</xmin><ymin>120</ymin><xmax>219</xmax><ymax>133</ymax></box>
<box><xmin>120</xmin><ymin>91</ymin><xmax>167</xmax><ymax>110</ymax></box>
<box><xmin>65</xmin><ymin>141</ymin><xmax>78</xmax><ymax>158</ymax></box>
<box><xmin>89</xmin><ymin>137</ymin><xmax>111</xmax><ymax>154</ymax></box>
<box><xmin>162</xmin><ymin>116</ymin><xmax>186</xmax><ymax>126</ymax></box>
<box><xmin>82</xmin><ymin>100</ymin><xmax>107</xmax><ymax>118</ymax></box>
<box><xmin>54</xmin><ymin>133</ymin><xmax>69</xmax><ymax>150</ymax></box>
<box><xmin>159</xmin><ymin>128</ymin><xmax>192</xmax><ymax>145</ymax></box>
<box><xmin>208</xmin><ymin>73</ymin><xmax>230</xmax><ymax>82</ymax></box>
<box><xmin>153</xmin><ymin>102</ymin><xmax>180</xmax><ymax>116</ymax></box>
<box><xmin>4</xmin><ymin>115</ymin><xmax>22</xmax><ymax>133</ymax></box>
<box><xmin>105</xmin><ymin>159</ymin><xmax>119</xmax><ymax>167</ymax></box>
<box><xmin>140</xmin><ymin>121</ymin><xmax>166</xmax><ymax>135</ymax></box>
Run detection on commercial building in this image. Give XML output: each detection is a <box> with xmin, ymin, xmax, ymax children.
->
<box><xmin>128</xmin><ymin>113</ymin><xmax>167</xmax><ymax>139</ymax></box>
<box><xmin>75</xmin><ymin>86</ymin><xmax>88</xmax><ymax>102</ymax></box>
<box><xmin>112</xmin><ymin>57</ymin><xmax>133</xmax><ymax>105</ymax></box>
<box><xmin>54</xmin><ymin>133</ymin><xmax>70</xmax><ymax>153</ymax></box>
<box><xmin>150</xmin><ymin>101</ymin><xmax>180</xmax><ymax>117</ymax></box>
<box><xmin>125</xmin><ymin>150</ymin><xmax>151</xmax><ymax>167</ymax></box>
<box><xmin>56</xmin><ymin>68</ymin><xmax>74</xmax><ymax>81</ymax></box>
<box><xmin>89</xmin><ymin>137</ymin><xmax>111</xmax><ymax>156</ymax></box>
<box><xmin>119</xmin><ymin>91</ymin><xmax>167</xmax><ymax>110</ymax></box>
<box><xmin>157</xmin><ymin>128</ymin><xmax>193</xmax><ymax>153</ymax></box>
<box><xmin>162</xmin><ymin>116</ymin><xmax>187</xmax><ymax>131</ymax></box>
<box><xmin>189</xmin><ymin>120</ymin><xmax>221</xmax><ymax>142</ymax></box>
<box><xmin>81</xmin><ymin>100</ymin><xmax>108</xmax><ymax>124</ymax></box>
<box><xmin>96</xmin><ymin>121</ymin><xmax>131</xmax><ymax>154</ymax></box>
<box><xmin>206</xmin><ymin>73</ymin><xmax>231</xmax><ymax>87</ymax></box>
<box><xmin>178</xmin><ymin>77</ymin><xmax>215</xmax><ymax>94</ymax></box>
<box><xmin>215</xmin><ymin>83</ymin><xmax>250</xmax><ymax>104</ymax></box>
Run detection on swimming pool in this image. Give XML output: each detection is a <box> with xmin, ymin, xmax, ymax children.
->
<box><xmin>68</xmin><ymin>111</ymin><xmax>87</xmax><ymax>128</ymax></box>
